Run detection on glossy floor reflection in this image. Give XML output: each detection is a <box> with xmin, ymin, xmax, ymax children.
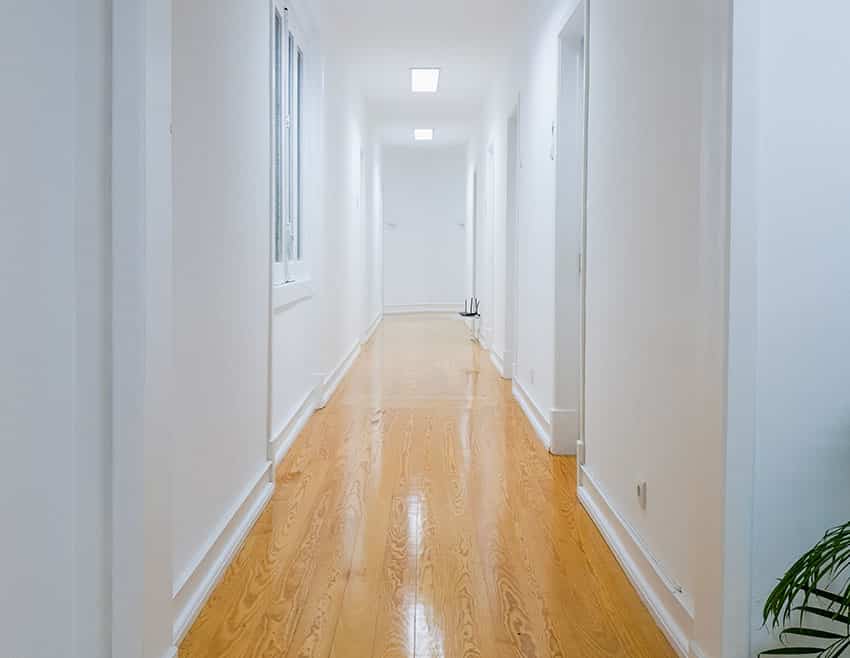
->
<box><xmin>179</xmin><ymin>315</ymin><xmax>676</xmax><ymax>658</ymax></box>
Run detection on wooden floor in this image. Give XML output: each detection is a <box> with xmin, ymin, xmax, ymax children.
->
<box><xmin>179</xmin><ymin>315</ymin><xmax>676</xmax><ymax>658</ymax></box>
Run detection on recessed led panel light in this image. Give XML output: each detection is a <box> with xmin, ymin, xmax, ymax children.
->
<box><xmin>411</xmin><ymin>68</ymin><xmax>440</xmax><ymax>93</ymax></box>
<box><xmin>414</xmin><ymin>128</ymin><xmax>434</xmax><ymax>141</ymax></box>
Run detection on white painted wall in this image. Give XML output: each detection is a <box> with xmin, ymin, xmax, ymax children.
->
<box><xmin>689</xmin><ymin>2</ymin><xmax>732</xmax><ymax>655</ymax></box>
<box><xmin>171</xmin><ymin>0</ymin><xmax>272</xmax><ymax>603</ymax></box>
<box><xmin>478</xmin><ymin>0</ymin><xmax>729</xmax><ymax>653</ymax></box>
<box><xmin>509</xmin><ymin>0</ymin><xmax>570</xmax><ymax>423</ymax></box>
<box><xmin>269</xmin><ymin>3</ymin><xmax>326</xmax><ymax>458</ymax></box>
<box><xmin>110</xmin><ymin>1</ymin><xmax>176</xmax><ymax>655</ymax></box>
<box><xmin>271</xmin><ymin>290</ymin><xmax>320</xmax><ymax>446</ymax></box>
<box><xmin>367</xmin><ymin>143</ymin><xmax>385</xmax><ymax>323</ymax></box>
<box><xmin>72</xmin><ymin>3</ymin><xmax>112</xmax><ymax>654</ymax></box>
<box><xmin>0</xmin><ymin>2</ymin><xmax>112</xmax><ymax>657</ymax></box>
<box><xmin>319</xmin><ymin>49</ymin><xmax>374</xmax><ymax>373</ymax></box>
<box><xmin>477</xmin><ymin>144</ymin><xmax>496</xmax><ymax>344</ymax></box>
<box><xmin>728</xmin><ymin>2</ymin><xmax>850</xmax><ymax>653</ymax></box>
<box><xmin>721</xmin><ymin>3</ymin><xmax>761</xmax><ymax>656</ymax></box>
<box><xmin>3</xmin><ymin>1</ymin><xmax>372</xmax><ymax>656</ymax></box>
<box><xmin>170</xmin><ymin>0</ymin><xmax>378</xmax><ymax>645</ymax></box>
<box><xmin>465</xmin><ymin>148</ymin><xmax>478</xmax><ymax>301</ymax></box>
<box><xmin>583</xmin><ymin>0</ymin><xmax>706</xmax><ymax>602</ymax></box>
<box><xmin>551</xmin><ymin>8</ymin><xmax>585</xmax><ymax>456</ymax></box>
<box><xmin>382</xmin><ymin>146</ymin><xmax>466</xmax><ymax>311</ymax></box>
<box><xmin>472</xmin><ymin>54</ymin><xmax>523</xmax><ymax>368</ymax></box>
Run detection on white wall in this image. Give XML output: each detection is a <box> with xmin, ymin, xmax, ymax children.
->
<box><xmin>472</xmin><ymin>55</ymin><xmax>523</xmax><ymax>367</ymax></box>
<box><xmin>382</xmin><ymin>146</ymin><xmax>466</xmax><ymax>311</ymax></box>
<box><xmin>476</xmin><ymin>143</ymin><xmax>495</xmax><ymax>343</ymax></box>
<box><xmin>580</xmin><ymin>5</ymin><xmax>734</xmax><ymax>657</ymax></box>
<box><xmin>319</xmin><ymin>49</ymin><xmax>374</xmax><ymax>371</ymax></box>
<box><xmin>472</xmin><ymin>0</ymin><xmax>576</xmax><ymax>427</ymax></box>
<box><xmin>72</xmin><ymin>3</ymin><xmax>112</xmax><ymax>654</ymax></box>
<box><xmin>268</xmin><ymin>2</ymin><xmax>383</xmax><ymax>463</ymax></box>
<box><xmin>1</xmin><ymin>0</ymin><xmax>377</xmax><ymax>654</ymax></box>
<box><xmin>171</xmin><ymin>0</ymin><xmax>272</xmax><ymax>604</ymax></box>
<box><xmin>368</xmin><ymin>143</ymin><xmax>385</xmax><ymax>322</ymax></box>
<box><xmin>271</xmin><ymin>290</ymin><xmax>319</xmax><ymax>449</ymax></box>
<box><xmin>474</xmin><ymin>0</ymin><xmax>591</xmax><ymax>437</ymax></box>
<box><xmin>509</xmin><ymin>0</ymin><xmax>569</xmax><ymax>421</ymax></box>
<box><xmin>728</xmin><ymin>1</ymin><xmax>850</xmax><ymax>653</ymax></box>
<box><xmin>584</xmin><ymin>0</ymin><xmax>705</xmax><ymax>602</ymax></box>
<box><xmin>0</xmin><ymin>2</ymin><xmax>112</xmax><ymax>657</ymax></box>
<box><xmin>269</xmin><ymin>4</ymin><xmax>326</xmax><ymax>459</ymax></box>
<box><xmin>465</xmin><ymin>147</ymin><xmax>478</xmax><ymax>301</ymax></box>
<box><xmin>489</xmin><ymin>137</ymin><xmax>507</xmax><ymax>362</ymax></box>
<box><xmin>170</xmin><ymin>0</ymin><xmax>378</xmax><ymax>645</ymax></box>
<box><xmin>478</xmin><ymin>0</ymin><xmax>728</xmax><ymax>653</ymax></box>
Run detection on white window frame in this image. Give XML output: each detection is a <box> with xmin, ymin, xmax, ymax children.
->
<box><xmin>271</xmin><ymin>2</ymin><xmax>308</xmax><ymax>287</ymax></box>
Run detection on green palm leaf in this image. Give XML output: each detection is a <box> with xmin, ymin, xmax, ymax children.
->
<box><xmin>760</xmin><ymin>649</ymin><xmax>831</xmax><ymax>655</ymax></box>
<box><xmin>760</xmin><ymin>522</ymin><xmax>850</xmax><ymax>657</ymax></box>
<box><xmin>781</xmin><ymin>628</ymin><xmax>846</xmax><ymax>640</ymax></box>
<box><xmin>794</xmin><ymin>606</ymin><xmax>850</xmax><ymax>626</ymax></box>
<box><xmin>763</xmin><ymin>522</ymin><xmax>850</xmax><ymax>628</ymax></box>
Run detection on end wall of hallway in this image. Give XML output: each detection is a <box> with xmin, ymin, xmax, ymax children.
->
<box><xmin>382</xmin><ymin>145</ymin><xmax>467</xmax><ymax>314</ymax></box>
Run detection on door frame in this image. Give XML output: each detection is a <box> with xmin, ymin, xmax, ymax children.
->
<box><xmin>504</xmin><ymin>103</ymin><xmax>521</xmax><ymax>379</ymax></box>
<box><xmin>484</xmin><ymin>142</ymin><xmax>497</xmax><ymax>347</ymax></box>
<box><xmin>470</xmin><ymin>168</ymin><xmax>478</xmax><ymax>299</ymax></box>
<box><xmin>551</xmin><ymin>0</ymin><xmax>589</xmax><ymax>459</ymax></box>
<box><xmin>111</xmin><ymin>0</ymin><xmax>176</xmax><ymax>655</ymax></box>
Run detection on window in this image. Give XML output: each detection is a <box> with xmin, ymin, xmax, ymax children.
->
<box><xmin>273</xmin><ymin>6</ymin><xmax>306</xmax><ymax>284</ymax></box>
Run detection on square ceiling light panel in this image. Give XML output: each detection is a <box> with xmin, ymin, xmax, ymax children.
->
<box><xmin>414</xmin><ymin>129</ymin><xmax>434</xmax><ymax>141</ymax></box>
<box><xmin>411</xmin><ymin>68</ymin><xmax>440</xmax><ymax>93</ymax></box>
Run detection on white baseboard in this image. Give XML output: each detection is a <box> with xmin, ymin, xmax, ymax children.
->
<box><xmin>512</xmin><ymin>378</ymin><xmax>552</xmax><ymax>451</ymax></box>
<box><xmin>361</xmin><ymin>312</ymin><xmax>382</xmax><ymax>345</ymax></box>
<box><xmin>489</xmin><ymin>349</ymin><xmax>506</xmax><ymax>378</ymax></box>
<box><xmin>479</xmin><ymin>326</ymin><xmax>493</xmax><ymax>350</ymax></box>
<box><xmin>384</xmin><ymin>303</ymin><xmax>461</xmax><ymax>315</ymax></box>
<box><xmin>270</xmin><ymin>386</ymin><xmax>318</xmax><ymax>467</ymax></box>
<box><xmin>689</xmin><ymin>643</ymin><xmax>710</xmax><ymax>658</ymax></box>
<box><xmin>550</xmin><ymin>408</ymin><xmax>578</xmax><ymax>456</ymax></box>
<box><xmin>172</xmin><ymin>463</ymin><xmax>274</xmax><ymax>644</ymax></box>
<box><xmin>578</xmin><ymin>467</ymin><xmax>694</xmax><ymax>657</ymax></box>
<box><xmin>317</xmin><ymin>339</ymin><xmax>360</xmax><ymax>409</ymax></box>
<box><xmin>502</xmin><ymin>349</ymin><xmax>514</xmax><ymax>379</ymax></box>
<box><xmin>161</xmin><ymin>647</ymin><xmax>178</xmax><ymax>658</ymax></box>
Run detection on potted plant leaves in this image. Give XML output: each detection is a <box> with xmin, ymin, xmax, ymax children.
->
<box><xmin>760</xmin><ymin>521</ymin><xmax>850</xmax><ymax>656</ymax></box>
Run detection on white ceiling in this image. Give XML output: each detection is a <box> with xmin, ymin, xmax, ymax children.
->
<box><xmin>319</xmin><ymin>0</ymin><xmax>524</xmax><ymax>147</ymax></box>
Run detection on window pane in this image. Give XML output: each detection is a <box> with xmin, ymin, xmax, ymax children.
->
<box><xmin>286</xmin><ymin>32</ymin><xmax>296</xmax><ymax>263</ymax></box>
<box><xmin>296</xmin><ymin>48</ymin><xmax>303</xmax><ymax>260</ymax></box>
<box><xmin>273</xmin><ymin>12</ymin><xmax>283</xmax><ymax>263</ymax></box>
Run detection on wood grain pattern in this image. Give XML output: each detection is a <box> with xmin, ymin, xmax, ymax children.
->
<box><xmin>179</xmin><ymin>315</ymin><xmax>677</xmax><ymax>658</ymax></box>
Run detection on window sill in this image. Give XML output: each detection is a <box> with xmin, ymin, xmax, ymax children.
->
<box><xmin>273</xmin><ymin>278</ymin><xmax>314</xmax><ymax>312</ymax></box>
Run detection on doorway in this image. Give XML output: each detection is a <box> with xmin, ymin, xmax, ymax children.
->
<box><xmin>552</xmin><ymin>0</ymin><xmax>588</xmax><ymax>458</ymax></box>
<box><xmin>504</xmin><ymin>105</ymin><xmax>520</xmax><ymax>379</ymax></box>
<box><xmin>469</xmin><ymin>169</ymin><xmax>478</xmax><ymax>300</ymax></box>
<box><xmin>484</xmin><ymin>144</ymin><xmax>496</xmax><ymax>347</ymax></box>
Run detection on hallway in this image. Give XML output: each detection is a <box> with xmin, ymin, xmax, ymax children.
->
<box><xmin>10</xmin><ymin>2</ymin><xmax>850</xmax><ymax>656</ymax></box>
<box><xmin>179</xmin><ymin>315</ymin><xmax>675</xmax><ymax>658</ymax></box>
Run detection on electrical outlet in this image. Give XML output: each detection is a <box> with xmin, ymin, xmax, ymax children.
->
<box><xmin>529</xmin><ymin>368</ymin><xmax>535</xmax><ymax>384</ymax></box>
<box><xmin>637</xmin><ymin>481</ymin><xmax>648</xmax><ymax>510</ymax></box>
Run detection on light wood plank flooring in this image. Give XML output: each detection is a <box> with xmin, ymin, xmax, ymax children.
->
<box><xmin>179</xmin><ymin>314</ymin><xmax>676</xmax><ymax>658</ymax></box>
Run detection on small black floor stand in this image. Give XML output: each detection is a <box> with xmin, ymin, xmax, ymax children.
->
<box><xmin>459</xmin><ymin>297</ymin><xmax>481</xmax><ymax>344</ymax></box>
